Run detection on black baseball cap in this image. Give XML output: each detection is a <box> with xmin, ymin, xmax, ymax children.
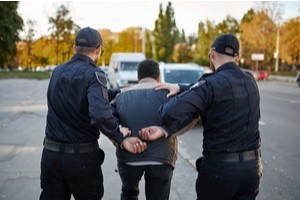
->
<box><xmin>211</xmin><ymin>33</ymin><xmax>239</xmax><ymax>57</ymax></box>
<box><xmin>75</xmin><ymin>27</ymin><xmax>102</xmax><ymax>48</ymax></box>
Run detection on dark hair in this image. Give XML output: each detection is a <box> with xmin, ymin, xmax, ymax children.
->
<box><xmin>137</xmin><ymin>59</ymin><xmax>160</xmax><ymax>80</ymax></box>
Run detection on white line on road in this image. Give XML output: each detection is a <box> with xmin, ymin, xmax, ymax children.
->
<box><xmin>0</xmin><ymin>104</ymin><xmax>47</xmax><ymax>112</ymax></box>
<box><xmin>263</xmin><ymin>95</ymin><xmax>300</xmax><ymax>104</ymax></box>
<box><xmin>259</xmin><ymin>121</ymin><xmax>266</xmax><ymax>125</ymax></box>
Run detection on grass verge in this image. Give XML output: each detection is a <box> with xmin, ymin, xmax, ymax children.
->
<box><xmin>0</xmin><ymin>71</ymin><xmax>51</xmax><ymax>80</ymax></box>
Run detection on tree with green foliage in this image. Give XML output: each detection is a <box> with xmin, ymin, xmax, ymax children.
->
<box><xmin>63</xmin><ymin>17</ymin><xmax>80</xmax><ymax>61</ymax></box>
<box><xmin>48</xmin><ymin>4</ymin><xmax>79</xmax><ymax>65</ymax></box>
<box><xmin>194</xmin><ymin>20</ymin><xmax>218</xmax><ymax>66</ymax></box>
<box><xmin>179</xmin><ymin>29</ymin><xmax>187</xmax><ymax>43</ymax></box>
<box><xmin>0</xmin><ymin>2</ymin><xmax>23</xmax><ymax>69</ymax></box>
<box><xmin>172</xmin><ymin>29</ymin><xmax>193</xmax><ymax>63</ymax></box>
<box><xmin>216</xmin><ymin>15</ymin><xmax>239</xmax><ymax>35</ymax></box>
<box><xmin>153</xmin><ymin>2</ymin><xmax>179</xmax><ymax>62</ymax></box>
<box><xmin>23</xmin><ymin>19</ymin><xmax>36</xmax><ymax>69</ymax></box>
<box><xmin>194</xmin><ymin>15</ymin><xmax>239</xmax><ymax>66</ymax></box>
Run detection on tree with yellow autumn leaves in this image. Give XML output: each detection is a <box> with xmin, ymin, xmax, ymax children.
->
<box><xmin>1</xmin><ymin>2</ymin><xmax>299</xmax><ymax>72</ymax></box>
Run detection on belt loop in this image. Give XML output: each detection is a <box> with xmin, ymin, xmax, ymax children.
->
<box><xmin>59</xmin><ymin>144</ymin><xmax>65</xmax><ymax>154</ymax></box>
<box><xmin>74</xmin><ymin>144</ymin><xmax>79</xmax><ymax>155</ymax></box>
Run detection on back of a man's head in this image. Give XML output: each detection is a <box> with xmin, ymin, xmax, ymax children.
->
<box><xmin>74</xmin><ymin>27</ymin><xmax>102</xmax><ymax>54</ymax></box>
<box><xmin>137</xmin><ymin>59</ymin><xmax>160</xmax><ymax>81</ymax></box>
<box><xmin>211</xmin><ymin>33</ymin><xmax>239</xmax><ymax>58</ymax></box>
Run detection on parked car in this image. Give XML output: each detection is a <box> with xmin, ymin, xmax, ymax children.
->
<box><xmin>159</xmin><ymin>63</ymin><xmax>205</xmax><ymax>85</ymax></box>
<box><xmin>296</xmin><ymin>72</ymin><xmax>300</xmax><ymax>87</ymax></box>
<box><xmin>160</xmin><ymin>63</ymin><xmax>204</xmax><ymax>124</ymax></box>
<box><xmin>242</xmin><ymin>69</ymin><xmax>259</xmax><ymax>81</ymax></box>
<box><xmin>257</xmin><ymin>70</ymin><xmax>268</xmax><ymax>81</ymax></box>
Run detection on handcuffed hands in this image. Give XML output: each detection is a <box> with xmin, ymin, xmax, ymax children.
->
<box><xmin>139</xmin><ymin>126</ymin><xmax>165</xmax><ymax>141</ymax></box>
<box><xmin>119</xmin><ymin>125</ymin><xmax>131</xmax><ymax>137</ymax></box>
<box><xmin>122</xmin><ymin>137</ymin><xmax>147</xmax><ymax>154</ymax></box>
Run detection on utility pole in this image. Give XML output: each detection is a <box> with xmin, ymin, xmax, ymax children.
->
<box><xmin>275</xmin><ymin>29</ymin><xmax>280</xmax><ymax>73</ymax></box>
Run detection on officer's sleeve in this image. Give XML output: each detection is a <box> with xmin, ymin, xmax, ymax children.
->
<box><xmin>178</xmin><ymin>84</ymin><xmax>190</xmax><ymax>93</ymax></box>
<box><xmin>160</xmin><ymin>80</ymin><xmax>213</xmax><ymax>135</ymax></box>
<box><xmin>178</xmin><ymin>78</ymin><xmax>202</xmax><ymax>93</ymax></box>
<box><xmin>87</xmin><ymin>71</ymin><xmax>124</xmax><ymax>144</ymax></box>
<box><xmin>108</xmin><ymin>89</ymin><xmax>121</xmax><ymax>102</ymax></box>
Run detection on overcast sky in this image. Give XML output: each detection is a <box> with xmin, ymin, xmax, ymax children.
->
<box><xmin>18</xmin><ymin>1</ymin><xmax>300</xmax><ymax>38</ymax></box>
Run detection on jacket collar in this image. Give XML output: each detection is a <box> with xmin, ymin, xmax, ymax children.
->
<box><xmin>72</xmin><ymin>53</ymin><xmax>96</xmax><ymax>67</ymax></box>
<box><xmin>133</xmin><ymin>77</ymin><xmax>158</xmax><ymax>89</ymax></box>
<box><xmin>216</xmin><ymin>61</ymin><xmax>237</xmax><ymax>73</ymax></box>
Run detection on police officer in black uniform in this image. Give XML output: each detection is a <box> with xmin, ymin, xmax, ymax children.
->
<box><xmin>140</xmin><ymin>33</ymin><xmax>263</xmax><ymax>200</ymax></box>
<box><xmin>40</xmin><ymin>27</ymin><xmax>146</xmax><ymax>200</ymax></box>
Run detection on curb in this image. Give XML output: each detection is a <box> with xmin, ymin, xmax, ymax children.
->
<box><xmin>268</xmin><ymin>75</ymin><xmax>296</xmax><ymax>83</ymax></box>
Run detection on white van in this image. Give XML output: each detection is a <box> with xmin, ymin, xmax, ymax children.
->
<box><xmin>108</xmin><ymin>53</ymin><xmax>146</xmax><ymax>89</ymax></box>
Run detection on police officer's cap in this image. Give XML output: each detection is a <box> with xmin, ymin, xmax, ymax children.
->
<box><xmin>75</xmin><ymin>27</ymin><xmax>102</xmax><ymax>48</ymax></box>
<box><xmin>211</xmin><ymin>33</ymin><xmax>239</xmax><ymax>57</ymax></box>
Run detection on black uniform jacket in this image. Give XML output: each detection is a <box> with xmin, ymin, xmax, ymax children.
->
<box><xmin>45</xmin><ymin>53</ymin><xmax>123</xmax><ymax>144</ymax></box>
<box><xmin>160</xmin><ymin>62</ymin><xmax>261</xmax><ymax>153</ymax></box>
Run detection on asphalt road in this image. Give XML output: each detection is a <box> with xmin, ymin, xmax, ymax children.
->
<box><xmin>0</xmin><ymin>79</ymin><xmax>299</xmax><ymax>200</ymax></box>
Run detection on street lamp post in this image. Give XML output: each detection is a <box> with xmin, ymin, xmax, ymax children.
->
<box><xmin>274</xmin><ymin>29</ymin><xmax>280</xmax><ymax>73</ymax></box>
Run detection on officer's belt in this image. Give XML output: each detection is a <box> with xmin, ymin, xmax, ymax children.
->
<box><xmin>43</xmin><ymin>138</ymin><xmax>99</xmax><ymax>154</ymax></box>
<box><xmin>205</xmin><ymin>149</ymin><xmax>260</xmax><ymax>162</ymax></box>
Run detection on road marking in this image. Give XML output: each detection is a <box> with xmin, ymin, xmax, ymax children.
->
<box><xmin>0</xmin><ymin>104</ymin><xmax>47</xmax><ymax>112</ymax></box>
<box><xmin>263</xmin><ymin>95</ymin><xmax>300</xmax><ymax>104</ymax></box>
<box><xmin>0</xmin><ymin>145</ymin><xmax>40</xmax><ymax>156</ymax></box>
<box><xmin>259</xmin><ymin>121</ymin><xmax>266</xmax><ymax>125</ymax></box>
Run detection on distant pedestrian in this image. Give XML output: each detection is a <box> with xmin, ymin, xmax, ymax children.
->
<box><xmin>40</xmin><ymin>27</ymin><xmax>146</xmax><ymax>200</ymax></box>
<box><xmin>140</xmin><ymin>33</ymin><xmax>263</xmax><ymax>200</ymax></box>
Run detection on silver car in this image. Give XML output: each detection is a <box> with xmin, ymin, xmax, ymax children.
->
<box><xmin>159</xmin><ymin>63</ymin><xmax>205</xmax><ymax>85</ymax></box>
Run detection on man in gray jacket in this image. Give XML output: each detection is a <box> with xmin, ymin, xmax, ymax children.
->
<box><xmin>111</xmin><ymin>59</ymin><xmax>184</xmax><ymax>200</ymax></box>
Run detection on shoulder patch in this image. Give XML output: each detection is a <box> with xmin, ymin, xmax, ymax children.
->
<box><xmin>95</xmin><ymin>72</ymin><xmax>107</xmax><ymax>87</ymax></box>
<box><xmin>190</xmin><ymin>80</ymin><xmax>206</xmax><ymax>90</ymax></box>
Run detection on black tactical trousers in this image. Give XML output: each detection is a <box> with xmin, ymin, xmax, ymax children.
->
<box><xmin>117</xmin><ymin>162</ymin><xmax>173</xmax><ymax>200</ymax></box>
<box><xmin>195</xmin><ymin>155</ymin><xmax>263</xmax><ymax>200</ymax></box>
<box><xmin>40</xmin><ymin>148</ymin><xmax>105</xmax><ymax>200</ymax></box>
